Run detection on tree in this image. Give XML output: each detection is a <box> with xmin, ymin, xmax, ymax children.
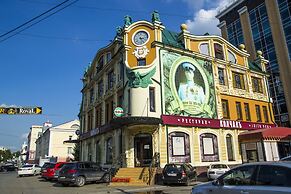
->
<box><xmin>72</xmin><ymin>139</ymin><xmax>80</xmax><ymax>161</ymax></box>
<box><xmin>0</xmin><ymin>149</ymin><xmax>13</xmax><ymax>162</ymax></box>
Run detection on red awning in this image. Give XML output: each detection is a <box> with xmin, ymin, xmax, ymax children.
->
<box><xmin>239</xmin><ymin>127</ymin><xmax>291</xmax><ymax>141</ymax></box>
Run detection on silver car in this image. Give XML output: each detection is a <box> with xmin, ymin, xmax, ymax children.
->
<box><xmin>192</xmin><ymin>162</ymin><xmax>291</xmax><ymax>194</ymax></box>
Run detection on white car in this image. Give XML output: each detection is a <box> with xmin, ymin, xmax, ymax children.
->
<box><xmin>18</xmin><ymin>164</ymin><xmax>41</xmax><ymax>177</ymax></box>
<box><xmin>207</xmin><ymin>164</ymin><xmax>230</xmax><ymax>180</ymax></box>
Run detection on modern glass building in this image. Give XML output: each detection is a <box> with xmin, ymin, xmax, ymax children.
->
<box><xmin>216</xmin><ymin>0</ymin><xmax>291</xmax><ymax>127</ymax></box>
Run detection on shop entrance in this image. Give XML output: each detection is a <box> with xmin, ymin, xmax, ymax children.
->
<box><xmin>134</xmin><ymin>133</ymin><xmax>152</xmax><ymax>167</ymax></box>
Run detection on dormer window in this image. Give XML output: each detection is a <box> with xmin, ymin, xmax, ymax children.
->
<box><xmin>227</xmin><ymin>50</ymin><xmax>237</xmax><ymax>63</ymax></box>
<box><xmin>214</xmin><ymin>43</ymin><xmax>224</xmax><ymax>60</ymax></box>
<box><xmin>106</xmin><ymin>52</ymin><xmax>111</xmax><ymax>63</ymax></box>
<box><xmin>97</xmin><ymin>56</ymin><xmax>104</xmax><ymax>72</ymax></box>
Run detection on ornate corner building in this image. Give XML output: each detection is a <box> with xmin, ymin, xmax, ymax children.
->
<box><xmin>79</xmin><ymin>12</ymin><xmax>275</xmax><ymax>170</ymax></box>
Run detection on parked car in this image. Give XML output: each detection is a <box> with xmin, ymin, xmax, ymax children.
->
<box><xmin>162</xmin><ymin>163</ymin><xmax>197</xmax><ymax>185</ymax></box>
<box><xmin>18</xmin><ymin>164</ymin><xmax>41</xmax><ymax>177</ymax></box>
<box><xmin>207</xmin><ymin>164</ymin><xmax>230</xmax><ymax>180</ymax></box>
<box><xmin>42</xmin><ymin>162</ymin><xmax>67</xmax><ymax>180</ymax></box>
<box><xmin>0</xmin><ymin>163</ymin><xmax>18</xmax><ymax>172</ymax></box>
<box><xmin>280</xmin><ymin>155</ymin><xmax>291</xmax><ymax>161</ymax></box>
<box><xmin>41</xmin><ymin>162</ymin><xmax>53</xmax><ymax>173</ymax></box>
<box><xmin>191</xmin><ymin>162</ymin><xmax>291</xmax><ymax>194</ymax></box>
<box><xmin>57</xmin><ymin>162</ymin><xmax>111</xmax><ymax>187</ymax></box>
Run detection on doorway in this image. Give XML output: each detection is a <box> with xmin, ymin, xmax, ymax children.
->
<box><xmin>134</xmin><ymin>133</ymin><xmax>152</xmax><ymax>167</ymax></box>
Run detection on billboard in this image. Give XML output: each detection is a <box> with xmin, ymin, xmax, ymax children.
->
<box><xmin>162</xmin><ymin>50</ymin><xmax>217</xmax><ymax>118</ymax></box>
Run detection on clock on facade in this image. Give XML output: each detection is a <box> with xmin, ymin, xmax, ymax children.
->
<box><xmin>133</xmin><ymin>30</ymin><xmax>149</xmax><ymax>46</ymax></box>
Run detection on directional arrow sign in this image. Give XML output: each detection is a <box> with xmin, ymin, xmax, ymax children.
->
<box><xmin>0</xmin><ymin>107</ymin><xmax>42</xmax><ymax>115</ymax></box>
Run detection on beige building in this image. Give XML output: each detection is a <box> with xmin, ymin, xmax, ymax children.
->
<box><xmin>35</xmin><ymin>120</ymin><xmax>80</xmax><ymax>162</ymax></box>
<box><xmin>27</xmin><ymin>125</ymin><xmax>42</xmax><ymax>163</ymax></box>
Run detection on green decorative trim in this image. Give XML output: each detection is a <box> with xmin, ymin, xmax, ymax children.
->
<box><xmin>126</xmin><ymin>67</ymin><xmax>156</xmax><ymax>88</ymax></box>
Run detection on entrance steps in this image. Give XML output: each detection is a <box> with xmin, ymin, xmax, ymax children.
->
<box><xmin>110</xmin><ymin>167</ymin><xmax>150</xmax><ymax>186</ymax></box>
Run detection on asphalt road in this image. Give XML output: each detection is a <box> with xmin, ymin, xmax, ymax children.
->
<box><xmin>0</xmin><ymin>171</ymin><xmax>194</xmax><ymax>194</ymax></box>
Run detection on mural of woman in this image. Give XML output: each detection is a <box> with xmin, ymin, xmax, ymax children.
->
<box><xmin>178</xmin><ymin>62</ymin><xmax>205</xmax><ymax>104</ymax></box>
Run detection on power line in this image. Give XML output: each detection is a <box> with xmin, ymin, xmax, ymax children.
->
<box><xmin>0</xmin><ymin>0</ymin><xmax>79</xmax><ymax>43</ymax></box>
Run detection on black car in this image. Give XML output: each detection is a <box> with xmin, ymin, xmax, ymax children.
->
<box><xmin>57</xmin><ymin>162</ymin><xmax>111</xmax><ymax>187</ymax></box>
<box><xmin>162</xmin><ymin>163</ymin><xmax>197</xmax><ymax>185</ymax></box>
<box><xmin>0</xmin><ymin>164</ymin><xmax>18</xmax><ymax>172</ymax></box>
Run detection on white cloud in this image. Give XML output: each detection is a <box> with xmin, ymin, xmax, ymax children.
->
<box><xmin>185</xmin><ymin>0</ymin><xmax>231</xmax><ymax>35</ymax></box>
<box><xmin>0</xmin><ymin>104</ymin><xmax>18</xmax><ymax>107</ymax></box>
<box><xmin>21</xmin><ymin>133</ymin><xmax>28</xmax><ymax>139</ymax></box>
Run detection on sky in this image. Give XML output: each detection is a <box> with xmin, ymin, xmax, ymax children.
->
<box><xmin>0</xmin><ymin>0</ymin><xmax>231</xmax><ymax>151</ymax></box>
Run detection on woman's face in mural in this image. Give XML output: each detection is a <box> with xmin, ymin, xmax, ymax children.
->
<box><xmin>185</xmin><ymin>69</ymin><xmax>194</xmax><ymax>81</ymax></box>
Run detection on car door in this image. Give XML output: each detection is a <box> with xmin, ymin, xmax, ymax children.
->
<box><xmin>210</xmin><ymin>165</ymin><xmax>257</xmax><ymax>194</ymax></box>
<box><xmin>251</xmin><ymin>164</ymin><xmax>291</xmax><ymax>194</ymax></box>
<box><xmin>83</xmin><ymin>162</ymin><xmax>93</xmax><ymax>181</ymax></box>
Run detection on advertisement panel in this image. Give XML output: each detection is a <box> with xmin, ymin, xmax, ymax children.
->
<box><xmin>162</xmin><ymin>50</ymin><xmax>217</xmax><ymax>118</ymax></box>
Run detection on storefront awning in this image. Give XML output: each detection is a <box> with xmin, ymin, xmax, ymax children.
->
<box><xmin>239</xmin><ymin>127</ymin><xmax>291</xmax><ymax>141</ymax></box>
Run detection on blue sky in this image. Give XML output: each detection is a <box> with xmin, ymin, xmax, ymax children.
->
<box><xmin>0</xmin><ymin>0</ymin><xmax>228</xmax><ymax>151</ymax></box>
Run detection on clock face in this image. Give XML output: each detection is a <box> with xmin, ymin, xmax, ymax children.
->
<box><xmin>133</xmin><ymin>31</ymin><xmax>149</xmax><ymax>46</ymax></box>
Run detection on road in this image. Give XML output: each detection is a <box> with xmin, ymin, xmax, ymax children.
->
<box><xmin>0</xmin><ymin>171</ymin><xmax>195</xmax><ymax>194</ymax></box>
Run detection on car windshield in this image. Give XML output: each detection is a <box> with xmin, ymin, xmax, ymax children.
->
<box><xmin>22</xmin><ymin>165</ymin><xmax>33</xmax><ymax>168</ymax></box>
<box><xmin>57</xmin><ymin>163</ymin><xmax>66</xmax><ymax>168</ymax></box>
<box><xmin>47</xmin><ymin>163</ymin><xmax>56</xmax><ymax>168</ymax></box>
<box><xmin>62</xmin><ymin>163</ymin><xmax>76</xmax><ymax>170</ymax></box>
<box><xmin>211</xmin><ymin>164</ymin><xmax>228</xmax><ymax>169</ymax></box>
<box><xmin>281</xmin><ymin>156</ymin><xmax>291</xmax><ymax>161</ymax></box>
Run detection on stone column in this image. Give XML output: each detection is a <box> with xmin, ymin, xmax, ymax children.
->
<box><xmin>238</xmin><ymin>6</ymin><xmax>256</xmax><ymax>61</ymax></box>
<box><xmin>265</xmin><ymin>0</ymin><xmax>291</xmax><ymax>126</ymax></box>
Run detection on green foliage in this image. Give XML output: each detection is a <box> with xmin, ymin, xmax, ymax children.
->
<box><xmin>72</xmin><ymin>140</ymin><xmax>80</xmax><ymax>161</ymax></box>
<box><xmin>0</xmin><ymin>149</ymin><xmax>13</xmax><ymax>162</ymax></box>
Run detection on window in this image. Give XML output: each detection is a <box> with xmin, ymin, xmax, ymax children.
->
<box><xmin>137</xmin><ymin>58</ymin><xmax>146</xmax><ymax>66</ymax></box>
<box><xmin>233</xmin><ymin>72</ymin><xmax>245</xmax><ymax>89</ymax></box>
<box><xmin>263</xmin><ymin>106</ymin><xmax>269</xmax><ymax>122</ymax></box>
<box><xmin>226</xmin><ymin>134</ymin><xmax>234</xmax><ymax>161</ymax></box>
<box><xmin>128</xmin><ymin>89</ymin><xmax>131</xmax><ymax>114</ymax></box>
<box><xmin>244</xmin><ymin>103</ymin><xmax>251</xmax><ymax>121</ymax></box>
<box><xmin>236</xmin><ymin>102</ymin><xmax>243</xmax><ymax>120</ymax></box>
<box><xmin>89</xmin><ymin>88</ymin><xmax>94</xmax><ymax>104</ymax></box>
<box><xmin>227</xmin><ymin>50</ymin><xmax>236</xmax><ymax>63</ymax></box>
<box><xmin>105</xmin><ymin>103</ymin><xmax>109</xmax><ymax>123</ymax></box>
<box><xmin>119</xmin><ymin>62</ymin><xmax>124</xmax><ymax>81</ymax></box>
<box><xmin>222</xmin><ymin>165</ymin><xmax>256</xmax><ymax>185</ymax></box>
<box><xmin>200</xmin><ymin>133</ymin><xmax>219</xmax><ymax>162</ymax></box>
<box><xmin>256</xmin><ymin>105</ymin><xmax>262</xmax><ymax>122</ymax></box>
<box><xmin>67</xmin><ymin>147</ymin><xmax>73</xmax><ymax>154</ymax></box>
<box><xmin>168</xmin><ymin>132</ymin><xmax>191</xmax><ymax>163</ymax></box>
<box><xmin>87</xmin><ymin>143</ymin><xmax>92</xmax><ymax>162</ymax></box>
<box><xmin>149</xmin><ymin>87</ymin><xmax>155</xmax><ymax>112</ymax></box>
<box><xmin>214</xmin><ymin>43</ymin><xmax>224</xmax><ymax>60</ymax></box>
<box><xmin>106</xmin><ymin>52</ymin><xmax>111</xmax><ymax>63</ymax></box>
<box><xmin>256</xmin><ymin>165</ymin><xmax>291</xmax><ymax>187</ymax></box>
<box><xmin>199</xmin><ymin>43</ymin><xmax>209</xmax><ymax>55</ymax></box>
<box><xmin>252</xmin><ymin>77</ymin><xmax>263</xmax><ymax>93</ymax></box>
<box><xmin>118</xmin><ymin>94</ymin><xmax>123</xmax><ymax>107</ymax></box>
<box><xmin>222</xmin><ymin>99</ymin><xmax>230</xmax><ymax>119</ymax></box>
<box><xmin>218</xmin><ymin>68</ymin><xmax>226</xmax><ymax>85</ymax></box>
<box><xmin>97</xmin><ymin>56</ymin><xmax>104</xmax><ymax>72</ymax></box>
<box><xmin>106</xmin><ymin>137</ymin><xmax>113</xmax><ymax>164</ymax></box>
<box><xmin>107</xmin><ymin>70</ymin><xmax>115</xmax><ymax>90</ymax></box>
<box><xmin>98</xmin><ymin>80</ymin><xmax>103</xmax><ymax>97</ymax></box>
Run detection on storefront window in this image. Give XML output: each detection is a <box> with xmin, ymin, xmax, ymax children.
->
<box><xmin>168</xmin><ymin>132</ymin><xmax>190</xmax><ymax>163</ymax></box>
<box><xmin>200</xmin><ymin>133</ymin><xmax>219</xmax><ymax>162</ymax></box>
<box><xmin>226</xmin><ymin>134</ymin><xmax>234</xmax><ymax>161</ymax></box>
<box><xmin>106</xmin><ymin>137</ymin><xmax>113</xmax><ymax>164</ymax></box>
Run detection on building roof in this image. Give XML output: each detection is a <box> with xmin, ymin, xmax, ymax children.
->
<box><xmin>162</xmin><ymin>29</ymin><xmax>184</xmax><ymax>49</ymax></box>
<box><xmin>239</xmin><ymin>127</ymin><xmax>291</xmax><ymax>141</ymax></box>
<box><xmin>249</xmin><ymin>61</ymin><xmax>263</xmax><ymax>73</ymax></box>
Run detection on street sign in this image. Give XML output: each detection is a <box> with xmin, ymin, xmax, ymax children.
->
<box><xmin>0</xmin><ymin>107</ymin><xmax>42</xmax><ymax>115</ymax></box>
<box><xmin>114</xmin><ymin>107</ymin><xmax>124</xmax><ymax>117</ymax></box>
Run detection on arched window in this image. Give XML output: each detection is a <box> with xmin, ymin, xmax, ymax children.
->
<box><xmin>106</xmin><ymin>137</ymin><xmax>113</xmax><ymax>164</ymax></box>
<box><xmin>226</xmin><ymin>134</ymin><xmax>234</xmax><ymax>161</ymax></box>
<box><xmin>227</xmin><ymin>50</ymin><xmax>237</xmax><ymax>64</ymax></box>
<box><xmin>199</xmin><ymin>43</ymin><xmax>209</xmax><ymax>55</ymax></box>
<box><xmin>200</xmin><ymin>133</ymin><xmax>219</xmax><ymax>162</ymax></box>
<box><xmin>168</xmin><ymin>132</ymin><xmax>191</xmax><ymax>163</ymax></box>
<box><xmin>214</xmin><ymin>43</ymin><xmax>224</xmax><ymax>60</ymax></box>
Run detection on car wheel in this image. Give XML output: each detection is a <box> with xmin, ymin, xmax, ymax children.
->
<box><xmin>19</xmin><ymin>175</ymin><xmax>22</xmax><ymax>177</ymax></box>
<box><xmin>163</xmin><ymin>181</ymin><xmax>168</xmax><ymax>185</ymax></box>
<box><xmin>33</xmin><ymin>171</ymin><xmax>37</xmax><ymax>176</ymax></box>
<box><xmin>75</xmin><ymin>176</ymin><xmax>85</xmax><ymax>187</ymax></box>
<box><xmin>102</xmin><ymin>173</ymin><xmax>111</xmax><ymax>183</ymax></box>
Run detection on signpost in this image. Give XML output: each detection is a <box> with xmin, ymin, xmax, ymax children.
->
<box><xmin>114</xmin><ymin>107</ymin><xmax>124</xmax><ymax>117</ymax></box>
<box><xmin>0</xmin><ymin>107</ymin><xmax>42</xmax><ymax>115</ymax></box>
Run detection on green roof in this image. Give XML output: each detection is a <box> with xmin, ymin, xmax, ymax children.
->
<box><xmin>162</xmin><ymin>29</ymin><xmax>184</xmax><ymax>49</ymax></box>
<box><xmin>249</xmin><ymin>61</ymin><xmax>264</xmax><ymax>73</ymax></box>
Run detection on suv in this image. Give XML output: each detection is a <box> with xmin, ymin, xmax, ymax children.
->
<box><xmin>191</xmin><ymin>162</ymin><xmax>291</xmax><ymax>194</ymax></box>
<box><xmin>162</xmin><ymin>163</ymin><xmax>197</xmax><ymax>185</ymax></box>
<box><xmin>42</xmin><ymin>162</ymin><xmax>67</xmax><ymax>180</ymax></box>
<box><xmin>57</xmin><ymin>162</ymin><xmax>111</xmax><ymax>187</ymax></box>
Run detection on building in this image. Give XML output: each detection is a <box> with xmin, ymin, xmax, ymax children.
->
<box><xmin>35</xmin><ymin>120</ymin><xmax>80</xmax><ymax>162</ymax></box>
<box><xmin>20</xmin><ymin>142</ymin><xmax>27</xmax><ymax>162</ymax></box>
<box><xmin>216</xmin><ymin>0</ymin><xmax>291</xmax><ymax>127</ymax></box>
<box><xmin>26</xmin><ymin>125</ymin><xmax>42</xmax><ymax>163</ymax></box>
<box><xmin>79</xmin><ymin>12</ymin><xmax>276</xmax><ymax>175</ymax></box>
